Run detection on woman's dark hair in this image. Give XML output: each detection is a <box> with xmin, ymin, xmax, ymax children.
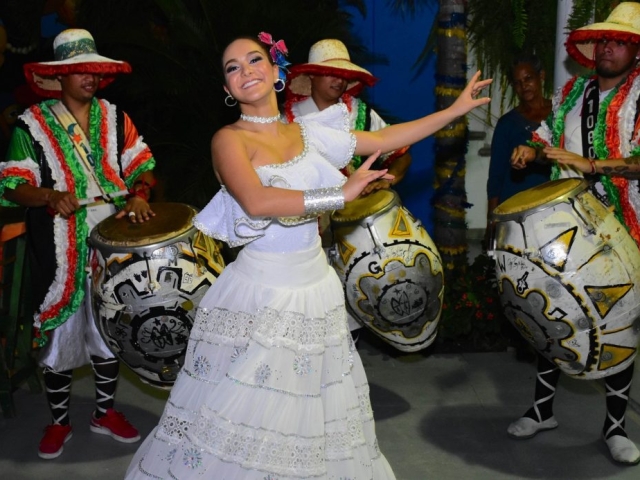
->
<box><xmin>509</xmin><ymin>53</ymin><xmax>544</xmax><ymax>82</ymax></box>
<box><xmin>221</xmin><ymin>36</ymin><xmax>274</xmax><ymax>68</ymax></box>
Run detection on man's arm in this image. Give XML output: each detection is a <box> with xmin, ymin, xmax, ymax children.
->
<box><xmin>4</xmin><ymin>183</ymin><xmax>80</xmax><ymax>217</ymax></box>
<box><xmin>544</xmin><ymin>147</ymin><xmax>640</xmax><ymax>179</ymax></box>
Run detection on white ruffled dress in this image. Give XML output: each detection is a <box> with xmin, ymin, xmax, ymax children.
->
<box><xmin>125</xmin><ymin>105</ymin><xmax>397</xmax><ymax>480</ymax></box>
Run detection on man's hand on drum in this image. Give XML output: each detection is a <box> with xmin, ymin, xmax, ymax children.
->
<box><xmin>46</xmin><ymin>190</ymin><xmax>80</xmax><ymax>218</ymax></box>
<box><xmin>116</xmin><ymin>196</ymin><xmax>156</xmax><ymax>223</ymax></box>
<box><xmin>360</xmin><ymin>178</ymin><xmax>393</xmax><ymax>196</ymax></box>
<box><xmin>343</xmin><ymin>151</ymin><xmax>395</xmax><ymax>202</ymax></box>
<box><xmin>511</xmin><ymin>145</ymin><xmax>537</xmax><ymax>170</ymax></box>
<box><xmin>543</xmin><ymin>147</ymin><xmax>592</xmax><ymax>173</ymax></box>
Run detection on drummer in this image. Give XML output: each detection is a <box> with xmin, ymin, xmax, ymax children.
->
<box><xmin>284</xmin><ymin>39</ymin><xmax>412</xmax><ymax>340</ymax></box>
<box><xmin>0</xmin><ymin>29</ymin><xmax>156</xmax><ymax>460</ymax></box>
<box><xmin>510</xmin><ymin>2</ymin><xmax>640</xmax><ymax>465</ymax></box>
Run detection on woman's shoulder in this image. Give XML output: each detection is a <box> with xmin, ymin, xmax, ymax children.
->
<box><xmin>212</xmin><ymin>123</ymin><xmax>241</xmax><ymax>141</ymax></box>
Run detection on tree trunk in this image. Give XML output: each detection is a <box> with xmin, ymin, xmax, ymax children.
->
<box><xmin>432</xmin><ymin>0</ymin><xmax>469</xmax><ymax>277</ymax></box>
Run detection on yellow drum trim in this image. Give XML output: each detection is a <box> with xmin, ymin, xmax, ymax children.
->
<box><xmin>336</xmin><ymin>237</ymin><xmax>357</xmax><ymax>266</ymax></box>
<box><xmin>355</xmin><ymin>251</ymin><xmax>442</xmax><ymax>338</ymax></box>
<box><xmin>493</xmin><ymin>178</ymin><xmax>587</xmax><ymax>217</ymax></box>
<box><xmin>598</xmin><ymin>344</ymin><xmax>636</xmax><ymax>371</ymax></box>
<box><xmin>585</xmin><ymin>284</ymin><xmax>634</xmax><ymax>318</ymax></box>
<box><xmin>389</xmin><ymin>209</ymin><xmax>413</xmax><ymax>238</ymax></box>
<box><xmin>539</xmin><ymin>227</ymin><xmax>577</xmax><ymax>272</ymax></box>
<box><xmin>105</xmin><ymin>252</ymin><xmax>134</xmax><ymax>269</ymax></box>
<box><xmin>93</xmin><ymin>203</ymin><xmax>196</xmax><ymax>246</ymax></box>
<box><xmin>331</xmin><ymin>189</ymin><xmax>396</xmax><ymax>223</ymax></box>
<box><xmin>192</xmin><ymin>232</ymin><xmax>225</xmax><ymax>275</ymax></box>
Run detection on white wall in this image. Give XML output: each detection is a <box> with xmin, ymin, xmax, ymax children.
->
<box><xmin>464</xmin><ymin>70</ymin><xmax>509</xmax><ymax>232</ymax></box>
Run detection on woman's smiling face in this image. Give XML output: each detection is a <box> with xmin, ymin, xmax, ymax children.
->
<box><xmin>222</xmin><ymin>38</ymin><xmax>279</xmax><ymax>102</ymax></box>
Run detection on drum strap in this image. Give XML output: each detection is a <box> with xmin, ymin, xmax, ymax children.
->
<box><xmin>48</xmin><ymin>101</ymin><xmax>125</xmax><ymax>204</ymax></box>
<box><xmin>581</xmin><ymin>78</ymin><xmax>600</xmax><ymax>159</ymax></box>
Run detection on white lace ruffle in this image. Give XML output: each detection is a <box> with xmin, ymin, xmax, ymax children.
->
<box><xmin>296</xmin><ymin>103</ymin><xmax>355</xmax><ymax>170</ymax></box>
<box><xmin>193</xmin><ymin>186</ymin><xmax>271</xmax><ymax>247</ymax></box>
<box><xmin>190</xmin><ymin>305</ymin><xmax>348</xmax><ymax>355</ymax></box>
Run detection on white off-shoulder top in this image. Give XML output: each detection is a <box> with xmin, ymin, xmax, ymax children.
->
<box><xmin>193</xmin><ymin>104</ymin><xmax>356</xmax><ymax>253</ymax></box>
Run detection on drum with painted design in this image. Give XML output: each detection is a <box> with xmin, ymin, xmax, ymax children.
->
<box><xmin>329</xmin><ymin>189</ymin><xmax>443</xmax><ymax>352</ymax></box>
<box><xmin>89</xmin><ymin>202</ymin><xmax>225</xmax><ymax>389</ymax></box>
<box><xmin>490</xmin><ymin>178</ymin><xmax>640</xmax><ymax>379</ymax></box>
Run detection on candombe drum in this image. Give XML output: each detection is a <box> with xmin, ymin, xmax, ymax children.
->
<box><xmin>89</xmin><ymin>203</ymin><xmax>225</xmax><ymax>388</ymax></box>
<box><xmin>329</xmin><ymin>189</ymin><xmax>444</xmax><ymax>352</ymax></box>
<box><xmin>489</xmin><ymin>178</ymin><xmax>640</xmax><ymax>379</ymax></box>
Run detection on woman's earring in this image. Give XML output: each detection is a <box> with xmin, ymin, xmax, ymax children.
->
<box><xmin>274</xmin><ymin>79</ymin><xmax>285</xmax><ymax>93</ymax></box>
<box><xmin>225</xmin><ymin>94</ymin><xmax>237</xmax><ymax>107</ymax></box>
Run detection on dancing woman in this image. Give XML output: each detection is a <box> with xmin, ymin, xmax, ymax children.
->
<box><xmin>125</xmin><ymin>33</ymin><xmax>490</xmax><ymax>479</ymax></box>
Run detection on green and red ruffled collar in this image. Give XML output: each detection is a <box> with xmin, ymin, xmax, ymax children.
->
<box><xmin>23</xmin><ymin>98</ymin><xmax>126</xmax><ymax>345</ymax></box>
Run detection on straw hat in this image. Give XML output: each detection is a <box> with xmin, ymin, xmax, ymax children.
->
<box><xmin>286</xmin><ymin>39</ymin><xmax>377</xmax><ymax>97</ymax></box>
<box><xmin>566</xmin><ymin>2</ymin><xmax>640</xmax><ymax>69</ymax></box>
<box><xmin>23</xmin><ymin>29</ymin><xmax>131</xmax><ymax>98</ymax></box>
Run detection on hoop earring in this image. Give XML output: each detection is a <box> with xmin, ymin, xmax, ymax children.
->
<box><xmin>274</xmin><ymin>79</ymin><xmax>285</xmax><ymax>93</ymax></box>
<box><xmin>225</xmin><ymin>95</ymin><xmax>237</xmax><ymax>107</ymax></box>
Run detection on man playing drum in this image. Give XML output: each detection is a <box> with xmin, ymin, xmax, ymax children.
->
<box><xmin>511</xmin><ymin>2</ymin><xmax>640</xmax><ymax>465</ymax></box>
<box><xmin>284</xmin><ymin>39</ymin><xmax>412</xmax><ymax>340</ymax></box>
<box><xmin>0</xmin><ymin>29</ymin><xmax>156</xmax><ymax>459</ymax></box>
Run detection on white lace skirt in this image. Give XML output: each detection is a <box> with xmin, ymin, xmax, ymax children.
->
<box><xmin>125</xmin><ymin>238</ymin><xmax>396</xmax><ymax>480</ymax></box>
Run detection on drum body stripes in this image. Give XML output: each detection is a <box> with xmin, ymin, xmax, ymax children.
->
<box><xmin>490</xmin><ymin>179</ymin><xmax>640</xmax><ymax>379</ymax></box>
<box><xmin>89</xmin><ymin>203</ymin><xmax>225</xmax><ymax>388</ymax></box>
<box><xmin>329</xmin><ymin>189</ymin><xmax>443</xmax><ymax>352</ymax></box>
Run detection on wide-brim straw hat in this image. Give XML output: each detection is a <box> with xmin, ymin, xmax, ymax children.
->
<box><xmin>23</xmin><ymin>29</ymin><xmax>131</xmax><ymax>98</ymax></box>
<box><xmin>286</xmin><ymin>39</ymin><xmax>377</xmax><ymax>98</ymax></box>
<box><xmin>566</xmin><ymin>2</ymin><xmax>640</xmax><ymax>69</ymax></box>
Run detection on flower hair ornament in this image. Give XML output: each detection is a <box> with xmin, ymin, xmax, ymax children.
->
<box><xmin>258</xmin><ymin>31</ymin><xmax>290</xmax><ymax>91</ymax></box>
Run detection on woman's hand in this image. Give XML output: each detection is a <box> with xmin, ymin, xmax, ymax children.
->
<box><xmin>511</xmin><ymin>145</ymin><xmax>537</xmax><ymax>170</ymax></box>
<box><xmin>450</xmin><ymin>71</ymin><xmax>492</xmax><ymax>117</ymax></box>
<box><xmin>342</xmin><ymin>151</ymin><xmax>394</xmax><ymax>202</ymax></box>
<box><xmin>116</xmin><ymin>196</ymin><xmax>156</xmax><ymax>223</ymax></box>
<box><xmin>543</xmin><ymin>147</ymin><xmax>591</xmax><ymax>173</ymax></box>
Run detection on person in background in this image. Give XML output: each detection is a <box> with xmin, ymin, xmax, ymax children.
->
<box><xmin>285</xmin><ymin>38</ymin><xmax>411</xmax><ymax>194</ymax></box>
<box><xmin>510</xmin><ymin>3</ymin><xmax>640</xmax><ymax>465</ymax></box>
<box><xmin>486</xmin><ymin>53</ymin><xmax>551</xmax><ymax>362</ymax></box>
<box><xmin>486</xmin><ymin>53</ymin><xmax>551</xmax><ymax>227</ymax></box>
<box><xmin>285</xmin><ymin>39</ymin><xmax>412</xmax><ymax>340</ymax></box>
<box><xmin>0</xmin><ymin>29</ymin><xmax>156</xmax><ymax>460</ymax></box>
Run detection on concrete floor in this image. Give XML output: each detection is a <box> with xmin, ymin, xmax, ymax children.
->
<box><xmin>1</xmin><ymin>329</ymin><xmax>640</xmax><ymax>480</ymax></box>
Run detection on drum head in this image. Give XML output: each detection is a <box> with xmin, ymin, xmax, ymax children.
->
<box><xmin>492</xmin><ymin>178</ymin><xmax>588</xmax><ymax>220</ymax></box>
<box><xmin>331</xmin><ymin>189</ymin><xmax>397</xmax><ymax>223</ymax></box>
<box><xmin>91</xmin><ymin>202</ymin><xmax>196</xmax><ymax>249</ymax></box>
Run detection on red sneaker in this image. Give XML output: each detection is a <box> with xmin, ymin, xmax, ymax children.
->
<box><xmin>90</xmin><ymin>408</ymin><xmax>140</xmax><ymax>443</ymax></box>
<box><xmin>38</xmin><ymin>424</ymin><xmax>73</xmax><ymax>459</ymax></box>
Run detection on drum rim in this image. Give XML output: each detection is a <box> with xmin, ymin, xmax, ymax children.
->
<box><xmin>90</xmin><ymin>226</ymin><xmax>196</xmax><ymax>254</ymax></box>
<box><xmin>490</xmin><ymin>178</ymin><xmax>589</xmax><ymax>222</ymax></box>
<box><xmin>89</xmin><ymin>202</ymin><xmax>198</xmax><ymax>253</ymax></box>
<box><xmin>330</xmin><ymin>189</ymin><xmax>400</xmax><ymax>224</ymax></box>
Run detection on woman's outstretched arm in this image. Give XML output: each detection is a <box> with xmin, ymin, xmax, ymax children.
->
<box><xmin>353</xmin><ymin>71</ymin><xmax>491</xmax><ymax>155</ymax></box>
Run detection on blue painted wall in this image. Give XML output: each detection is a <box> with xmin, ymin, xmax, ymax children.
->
<box><xmin>345</xmin><ymin>1</ymin><xmax>438</xmax><ymax>233</ymax></box>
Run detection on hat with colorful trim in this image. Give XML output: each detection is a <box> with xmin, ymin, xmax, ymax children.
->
<box><xmin>566</xmin><ymin>2</ymin><xmax>640</xmax><ymax>69</ymax></box>
<box><xmin>23</xmin><ymin>28</ymin><xmax>131</xmax><ymax>98</ymax></box>
<box><xmin>286</xmin><ymin>39</ymin><xmax>377</xmax><ymax>98</ymax></box>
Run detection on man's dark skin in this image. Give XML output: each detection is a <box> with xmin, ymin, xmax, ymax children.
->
<box><xmin>511</xmin><ymin>39</ymin><xmax>640</xmax><ymax>179</ymax></box>
<box><xmin>4</xmin><ymin>72</ymin><xmax>156</xmax><ymax>222</ymax></box>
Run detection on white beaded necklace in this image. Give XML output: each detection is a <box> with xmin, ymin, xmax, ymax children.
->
<box><xmin>240</xmin><ymin>113</ymin><xmax>282</xmax><ymax>124</ymax></box>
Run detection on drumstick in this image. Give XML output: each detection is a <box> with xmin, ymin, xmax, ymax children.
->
<box><xmin>78</xmin><ymin>189</ymin><xmax>130</xmax><ymax>206</ymax></box>
<box><xmin>46</xmin><ymin>190</ymin><xmax>132</xmax><ymax>216</ymax></box>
